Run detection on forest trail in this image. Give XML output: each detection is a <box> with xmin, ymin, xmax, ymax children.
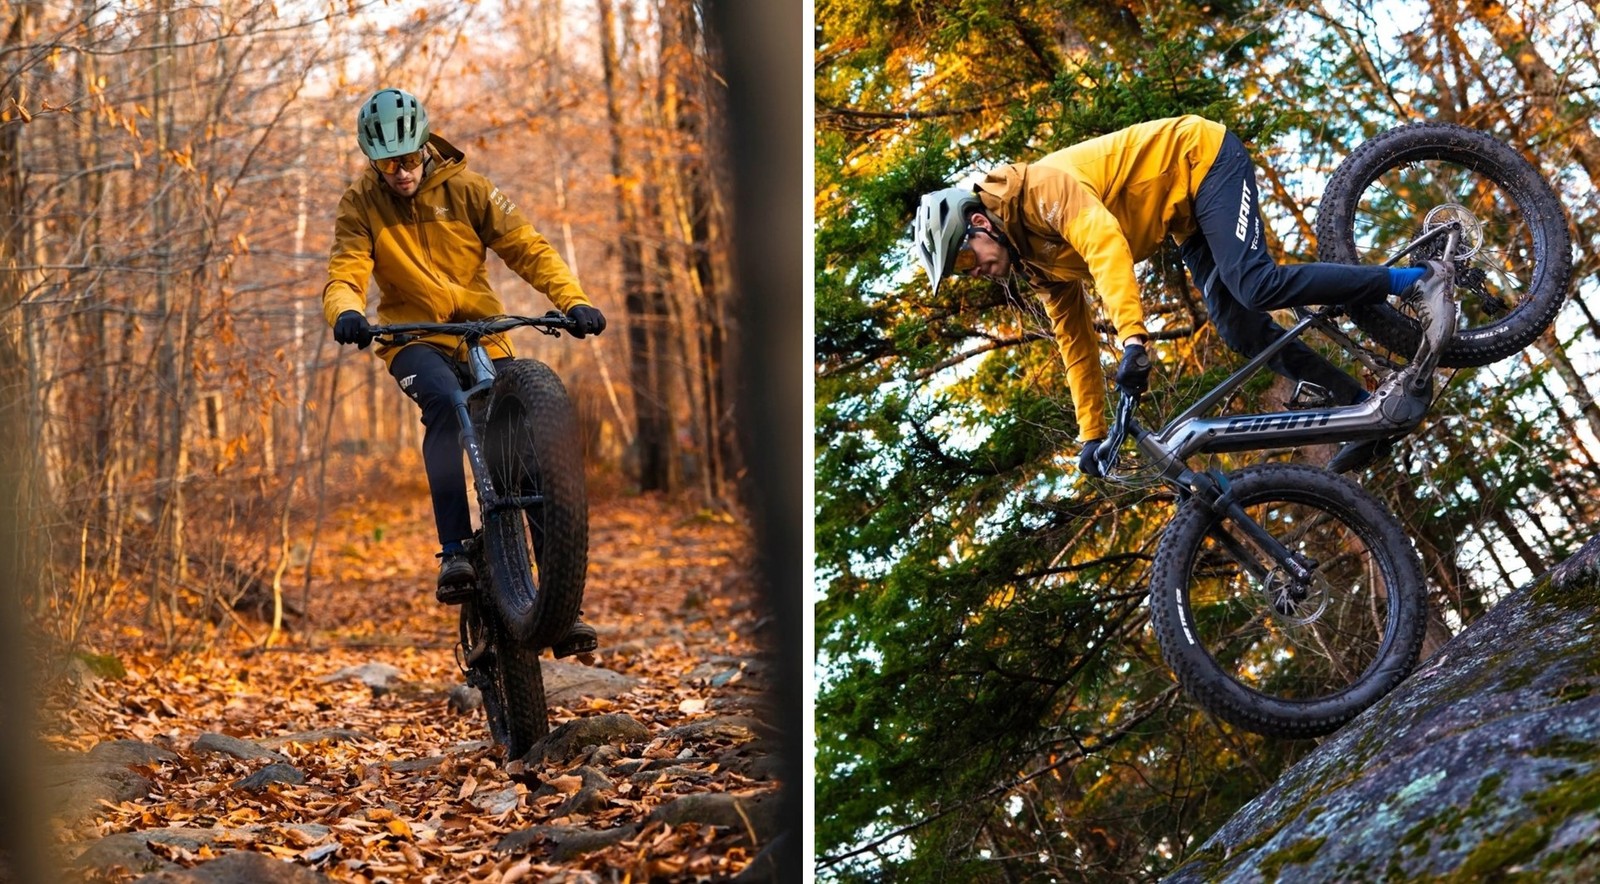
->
<box><xmin>35</xmin><ymin>456</ymin><xmax>782</xmax><ymax>882</ymax></box>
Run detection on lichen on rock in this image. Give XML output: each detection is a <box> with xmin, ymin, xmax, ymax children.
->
<box><xmin>1164</xmin><ymin>538</ymin><xmax>1600</xmax><ymax>882</ymax></box>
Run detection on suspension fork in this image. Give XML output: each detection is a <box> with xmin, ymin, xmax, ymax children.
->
<box><xmin>452</xmin><ymin>384</ymin><xmax>503</xmax><ymax>511</ymax></box>
<box><xmin>451</xmin><ymin>362</ymin><xmax>551</xmax><ymax>516</ymax></box>
<box><xmin>1185</xmin><ymin>470</ymin><xmax>1316</xmax><ymax>587</ymax></box>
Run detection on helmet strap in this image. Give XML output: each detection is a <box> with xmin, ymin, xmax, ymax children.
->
<box><xmin>977</xmin><ymin>212</ymin><xmax>1022</xmax><ymax>264</ymax></box>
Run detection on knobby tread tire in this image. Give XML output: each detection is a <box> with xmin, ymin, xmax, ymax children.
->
<box><xmin>1317</xmin><ymin>122</ymin><xmax>1570</xmax><ymax>368</ymax></box>
<box><xmin>459</xmin><ymin>594</ymin><xmax>550</xmax><ymax>760</ymax></box>
<box><xmin>1148</xmin><ymin>464</ymin><xmax>1426</xmax><ymax>738</ymax></box>
<box><xmin>486</xmin><ymin>607</ymin><xmax>549</xmax><ymax>758</ymax></box>
<box><xmin>482</xmin><ymin>358</ymin><xmax>589</xmax><ymax>648</ymax></box>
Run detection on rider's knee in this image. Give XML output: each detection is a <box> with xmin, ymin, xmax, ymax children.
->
<box><xmin>1233</xmin><ymin>265</ymin><xmax>1295</xmax><ymax>310</ymax></box>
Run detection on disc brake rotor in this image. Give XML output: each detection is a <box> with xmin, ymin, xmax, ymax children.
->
<box><xmin>1264</xmin><ymin>569</ymin><xmax>1331</xmax><ymax>625</ymax></box>
<box><xmin>1422</xmin><ymin>203</ymin><xmax>1483</xmax><ymax>260</ymax></box>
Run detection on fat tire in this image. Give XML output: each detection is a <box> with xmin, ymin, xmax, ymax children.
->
<box><xmin>1317</xmin><ymin>122</ymin><xmax>1570</xmax><ymax>367</ymax></box>
<box><xmin>1148</xmin><ymin>464</ymin><xmax>1425</xmax><ymax>738</ymax></box>
<box><xmin>459</xmin><ymin>595</ymin><xmax>549</xmax><ymax>759</ymax></box>
<box><xmin>481</xmin><ymin>358</ymin><xmax>588</xmax><ymax>647</ymax></box>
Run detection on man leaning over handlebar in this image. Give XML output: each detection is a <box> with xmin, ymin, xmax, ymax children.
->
<box><xmin>320</xmin><ymin>87</ymin><xmax>604</xmax><ymax>657</ymax></box>
<box><xmin>912</xmin><ymin>115</ymin><xmax>1452</xmax><ymax>477</ymax></box>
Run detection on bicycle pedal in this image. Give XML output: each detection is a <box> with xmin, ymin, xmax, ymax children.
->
<box><xmin>1287</xmin><ymin>381</ymin><xmax>1336</xmax><ymax>410</ymax></box>
<box><xmin>551</xmin><ymin>615</ymin><xmax>599</xmax><ymax>659</ymax></box>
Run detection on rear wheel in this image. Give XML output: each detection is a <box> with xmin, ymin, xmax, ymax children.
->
<box><xmin>1317</xmin><ymin>122</ymin><xmax>1570</xmax><ymax>367</ymax></box>
<box><xmin>482</xmin><ymin>359</ymin><xmax>589</xmax><ymax>647</ymax></box>
<box><xmin>459</xmin><ymin>586</ymin><xmax>549</xmax><ymax>759</ymax></box>
<box><xmin>1148</xmin><ymin>464</ymin><xmax>1426</xmax><ymax>738</ymax></box>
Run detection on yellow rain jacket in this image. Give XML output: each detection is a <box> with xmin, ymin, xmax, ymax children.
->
<box><xmin>322</xmin><ymin>133</ymin><xmax>593</xmax><ymax>365</ymax></box>
<box><xmin>975</xmin><ymin>115</ymin><xmax>1226</xmax><ymax>441</ymax></box>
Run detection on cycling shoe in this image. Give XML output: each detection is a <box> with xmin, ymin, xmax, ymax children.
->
<box><xmin>1403</xmin><ymin>260</ymin><xmax>1458</xmax><ymax>365</ymax></box>
<box><xmin>436</xmin><ymin>553</ymin><xmax>476</xmax><ymax>604</ymax></box>
<box><xmin>552</xmin><ymin>613</ymin><xmax>599</xmax><ymax>658</ymax></box>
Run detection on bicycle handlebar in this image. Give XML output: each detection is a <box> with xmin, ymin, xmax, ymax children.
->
<box><xmin>368</xmin><ymin>311</ymin><xmax>578</xmax><ymax>346</ymax></box>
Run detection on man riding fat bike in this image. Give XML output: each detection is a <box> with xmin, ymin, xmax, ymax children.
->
<box><xmin>321</xmin><ymin>87</ymin><xmax>603</xmax><ymax>658</ymax></box>
<box><xmin>913</xmin><ymin>115</ymin><xmax>1453</xmax><ymax>475</ymax></box>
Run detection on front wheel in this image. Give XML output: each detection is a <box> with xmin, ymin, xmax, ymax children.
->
<box><xmin>1148</xmin><ymin>464</ymin><xmax>1426</xmax><ymax>738</ymax></box>
<box><xmin>481</xmin><ymin>359</ymin><xmax>589</xmax><ymax>647</ymax></box>
<box><xmin>1317</xmin><ymin>122</ymin><xmax>1570</xmax><ymax>367</ymax></box>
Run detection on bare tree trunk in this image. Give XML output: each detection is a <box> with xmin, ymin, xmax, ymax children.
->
<box><xmin>1531</xmin><ymin>328</ymin><xmax>1600</xmax><ymax>446</ymax></box>
<box><xmin>599</xmin><ymin>0</ymin><xmax>674</xmax><ymax>491</ymax></box>
<box><xmin>1</xmin><ymin>1</ymin><xmax>47</xmax><ymax>640</ymax></box>
<box><xmin>0</xmin><ymin>17</ymin><xmax>55</xmax><ymax>871</ymax></box>
<box><xmin>539</xmin><ymin>0</ymin><xmax>632</xmax><ymax>456</ymax></box>
<box><xmin>658</xmin><ymin>0</ymin><xmax>728</xmax><ymax>504</ymax></box>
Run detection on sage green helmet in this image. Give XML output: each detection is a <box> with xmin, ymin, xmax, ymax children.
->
<box><xmin>913</xmin><ymin>187</ymin><xmax>982</xmax><ymax>295</ymax></box>
<box><xmin>356</xmin><ymin>88</ymin><xmax>430</xmax><ymax>160</ymax></box>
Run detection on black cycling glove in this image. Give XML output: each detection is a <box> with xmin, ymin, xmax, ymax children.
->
<box><xmin>1078</xmin><ymin>438</ymin><xmax>1105</xmax><ymax>478</ymax></box>
<box><xmin>567</xmin><ymin>304</ymin><xmax>607</xmax><ymax>339</ymax></box>
<box><xmin>1115</xmin><ymin>342</ymin><xmax>1152</xmax><ymax>396</ymax></box>
<box><xmin>333</xmin><ymin>311</ymin><xmax>374</xmax><ymax>349</ymax></box>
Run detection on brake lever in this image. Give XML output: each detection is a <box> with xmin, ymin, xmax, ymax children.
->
<box><xmin>536</xmin><ymin>309</ymin><xmax>575</xmax><ymax>337</ymax></box>
<box><xmin>1095</xmin><ymin>392</ymin><xmax>1139</xmax><ymax>477</ymax></box>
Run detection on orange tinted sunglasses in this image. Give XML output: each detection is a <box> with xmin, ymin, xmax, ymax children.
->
<box><xmin>953</xmin><ymin>226</ymin><xmax>994</xmax><ymax>274</ymax></box>
<box><xmin>372</xmin><ymin>150</ymin><xmax>426</xmax><ymax>174</ymax></box>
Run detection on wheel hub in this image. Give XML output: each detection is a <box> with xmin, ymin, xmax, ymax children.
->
<box><xmin>1264</xmin><ymin>569</ymin><xmax>1331</xmax><ymax>624</ymax></box>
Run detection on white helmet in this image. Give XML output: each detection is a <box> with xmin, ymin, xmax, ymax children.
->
<box><xmin>913</xmin><ymin>187</ymin><xmax>982</xmax><ymax>294</ymax></box>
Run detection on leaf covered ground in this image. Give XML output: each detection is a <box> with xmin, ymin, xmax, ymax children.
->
<box><xmin>34</xmin><ymin>456</ymin><xmax>784</xmax><ymax>882</ymax></box>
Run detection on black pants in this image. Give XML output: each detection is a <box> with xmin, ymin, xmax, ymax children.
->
<box><xmin>1181</xmin><ymin>132</ymin><xmax>1391</xmax><ymax>404</ymax></box>
<box><xmin>389</xmin><ymin>345</ymin><xmax>510</xmax><ymax>548</ymax></box>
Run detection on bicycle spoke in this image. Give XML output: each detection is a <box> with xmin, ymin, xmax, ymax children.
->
<box><xmin>1188</xmin><ymin>496</ymin><xmax>1389</xmax><ymax>700</ymax></box>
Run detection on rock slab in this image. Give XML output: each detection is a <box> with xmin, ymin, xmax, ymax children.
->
<box><xmin>1165</xmin><ymin>534</ymin><xmax>1600</xmax><ymax>882</ymax></box>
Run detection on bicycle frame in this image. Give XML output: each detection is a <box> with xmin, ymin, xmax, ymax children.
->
<box><xmin>369</xmin><ymin>314</ymin><xmax>575</xmax><ymax>520</ymax></box>
<box><xmin>1096</xmin><ymin>233</ymin><xmax>1460</xmax><ymax>585</ymax></box>
<box><xmin>1101</xmin><ymin>227</ymin><xmax>1462</xmax><ymax>487</ymax></box>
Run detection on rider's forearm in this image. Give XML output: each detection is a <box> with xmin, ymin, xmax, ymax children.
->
<box><xmin>324</xmin><ymin>189</ymin><xmax>376</xmax><ymax>326</ymax></box>
<box><xmin>490</xmin><ymin>226</ymin><xmax>593</xmax><ymax>312</ymax></box>
<box><xmin>1041</xmin><ymin>287</ymin><xmax>1110</xmax><ymax>442</ymax></box>
<box><xmin>1066</xmin><ymin>209</ymin><xmax>1148</xmax><ymax>345</ymax></box>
